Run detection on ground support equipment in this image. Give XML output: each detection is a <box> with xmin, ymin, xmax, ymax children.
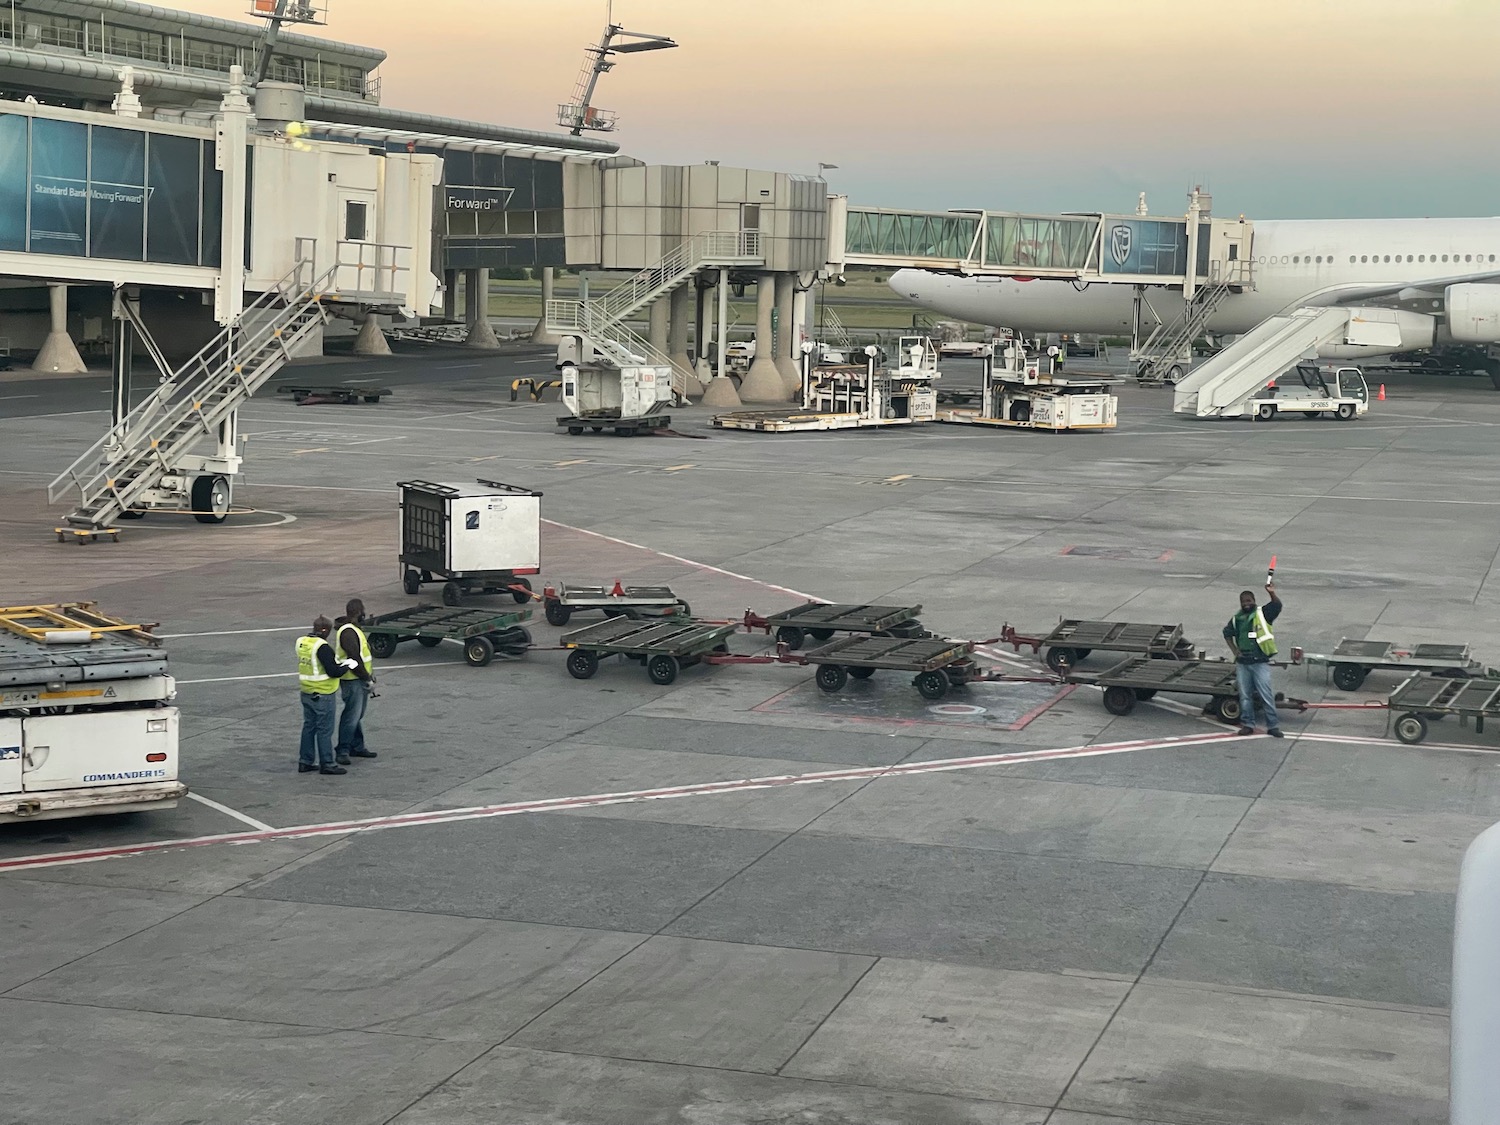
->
<box><xmin>364</xmin><ymin>605</ymin><xmax>534</xmax><ymax>667</ymax></box>
<box><xmin>560</xmin><ymin>616</ymin><xmax>739</xmax><ymax>685</ymax></box>
<box><xmin>1387</xmin><ymin>674</ymin><xmax>1500</xmax><ymax>745</ymax></box>
<box><xmin>559</xmin><ymin>411</ymin><xmax>671</xmax><ymax>437</ymax></box>
<box><xmin>542</xmin><ymin>583</ymin><xmax>689</xmax><ymax>627</ymax></box>
<box><xmin>54</xmin><ymin>526</ymin><xmax>121</xmax><ymax>545</ymax></box>
<box><xmin>801</xmin><ymin>634</ymin><xmax>998</xmax><ymax>701</ymax></box>
<box><xmin>936</xmin><ymin>342</ymin><xmax>1118</xmax><ymax>431</ymax></box>
<box><xmin>276</xmin><ymin>384</ymin><xmax>390</xmax><ymax>405</ymax></box>
<box><xmin>1072</xmin><ymin>657</ymin><xmax>1254</xmax><ymax>723</ymax></box>
<box><xmin>512</xmin><ymin>378</ymin><xmax>562</xmax><ymax>402</ymax></box>
<box><xmin>556</xmin><ymin>356</ymin><xmax>673</xmax><ymax>436</ymax></box>
<box><xmin>712</xmin><ymin>339</ymin><xmax>940</xmax><ymax>434</ymax></box>
<box><xmin>1303</xmin><ymin>638</ymin><xmax>1488</xmax><ymax>691</ymax></box>
<box><xmin>744</xmin><ymin>602</ymin><xmax>927</xmax><ymax>651</ymax></box>
<box><xmin>398</xmin><ymin>479</ymin><xmax>541</xmax><ymax>606</ymax></box>
<box><xmin>0</xmin><ymin>602</ymin><xmax>184</xmax><ymax>823</ymax></box>
<box><xmin>1002</xmin><ymin>620</ymin><xmax>1196</xmax><ymax>674</ymax></box>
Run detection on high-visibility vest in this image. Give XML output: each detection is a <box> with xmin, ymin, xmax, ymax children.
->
<box><xmin>1249</xmin><ymin>607</ymin><xmax>1277</xmax><ymax>657</ymax></box>
<box><xmin>335</xmin><ymin>622</ymin><xmax>372</xmax><ymax>682</ymax></box>
<box><xmin>296</xmin><ymin>635</ymin><xmax>340</xmax><ymax>695</ymax></box>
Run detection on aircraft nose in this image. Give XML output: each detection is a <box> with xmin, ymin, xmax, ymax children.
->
<box><xmin>889</xmin><ymin>268</ymin><xmax>936</xmax><ymax>306</ymax></box>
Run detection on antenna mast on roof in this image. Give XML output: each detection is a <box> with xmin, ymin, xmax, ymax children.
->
<box><xmin>557</xmin><ymin>0</ymin><xmax>677</xmax><ymax>135</ymax></box>
<box><xmin>248</xmin><ymin>0</ymin><xmax>327</xmax><ymax>86</ymax></box>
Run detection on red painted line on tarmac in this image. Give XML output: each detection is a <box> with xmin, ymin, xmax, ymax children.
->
<box><xmin>0</xmin><ymin>731</ymin><xmax>1246</xmax><ymax>873</ymax></box>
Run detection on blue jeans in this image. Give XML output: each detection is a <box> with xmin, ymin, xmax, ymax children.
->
<box><xmin>336</xmin><ymin>680</ymin><xmax>369</xmax><ymax>754</ymax></box>
<box><xmin>299</xmin><ymin>691</ymin><xmax>338</xmax><ymax>767</ymax></box>
<box><xmin>1236</xmin><ymin>661</ymin><xmax>1279</xmax><ymax>730</ymax></box>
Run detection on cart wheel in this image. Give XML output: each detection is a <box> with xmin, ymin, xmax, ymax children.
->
<box><xmin>1213</xmin><ymin>696</ymin><xmax>1242</xmax><ymax>723</ymax></box>
<box><xmin>850</xmin><ymin>666</ymin><xmax>875</xmax><ymax>680</ymax></box>
<box><xmin>647</xmin><ymin>654</ymin><xmax>679</xmax><ymax>686</ymax></box>
<box><xmin>1394</xmin><ymin>712</ymin><xmax>1428</xmax><ymax>745</ymax></box>
<box><xmin>1074</xmin><ymin>648</ymin><xmax>1092</xmax><ymax>660</ymax></box>
<box><xmin>1256</xmin><ymin>403</ymin><xmax>1276</xmax><ymax>421</ymax></box>
<box><xmin>1331</xmin><ymin>662</ymin><xmax>1367</xmax><ymax>691</ymax></box>
<box><xmin>567</xmin><ymin>425</ymin><xmax>584</xmax><ymax>435</ymax></box>
<box><xmin>1045</xmin><ymin>647</ymin><xmax>1076</xmax><ymax>673</ymax></box>
<box><xmin>1102</xmin><ymin>685</ymin><xmax>1137</xmax><ymax>715</ymax></box>
<box><xmin>1336</xmin><ymin>402</ymin><xmax>1356</xmax><ymax>420</ymax></box>
<box><xmin>1302</xmin><ymin>411</ymin><xmax>1321</xmax><ymax>419</ymax></box>
<box><xmin>1434</xmin><ymin>668</ymin><xmax>1469</xmax><ymax>679</ymax></box>
<box><xmin>566</xmin><ymin>649</ymin><xmax>599</xmax><ymax>680</ymax></box>
<box><xmin>511</xmin><ymin>577</ymin><xmax>532</xmax><ymax>604</ymax></box>
<box><xmin>674</xmin><ymin>602</ymin><xmax>691</xmax><ymax>618</ymax></box>
<box><xmin>815</xmin><ymin>664</ymin><xmax>848</xmax><ymax>693</ymax></box>
<box><xmin>545</xmin><ymin>601</ymin><xmax>572</xmax><ymax>627</ymax></box>
<box><xmin>1134</xmin><ymin>688</ymin><xmax>1157</xmax><ymax>700</ymax></box>
<box><xmin>914</xmin><ymin>670</ymin><xmax>948</xmax><ymax>700</ymax></box>
<box><xmin>495</xmin><ymin>626</ymin><xmax>532</xmax><ymax>655</ymax></box>
<box><xmin>416</xmin><ymin>636</ymin><xmax>442</xmax><ymax>649</ymax></box>
<box><xmin>777</xmin><ymin>626</ymin><xmax>806</xmax><ymax>650</ymax></box>
<box><xmin>464</xmin><ymin>636</ymin><xmax>495</xmax><ymax>668</ymax></box>
<box><xmin>402</xmin><ymin>569</ymin><xmax>421</xmax><ymax>596</ymax></box>
<box><xmin>368</xmin><ymin>633</ymin><xmax>398</xmax><ymax>659</ymax></box>
<box><xmin>442</xmin><ymin>581</ymin><xmax>463</xmax><ymax>607</ymax></box>
<box><xmin>809</xmin><ymin>628</ymin><xmax>834</xmax><ymax>642</ymax></box>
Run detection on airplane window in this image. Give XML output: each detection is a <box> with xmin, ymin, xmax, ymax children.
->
<box><xmin>1281</xmin><ymin>255</ymin><xmax>1289</xmax><ymax>264</ymax></box>
<box><xmin>1466</xmin><ymin>254</ymin><xmax>1473</xmax><ymax>262</ymax></box>
<box><xmin>1349</xmin><ymin>256</ymin><xmax>1356</xmax><ymax>264</ymax></box>
<box><xmin>1360</xmin><ymin>255</ymin><xmax>1367</xmax><ymax>263</ymax></box>
<box><xmin>1383</xmin><ymin>255</ymin><xmax>1391</xmax><ymax>263</ymax></box>
<box><xmin>1315</xmin><ymin>255</ymin><xmax>1322</xmax><ymax>263</ymax></box>
<box><xmin>1407</xmin><ymin>255</ymin><xmax>1414</xmax><ymax>262</ymax></box>
<box><xmin>1292</xmin><ymin>256</ymin><xmax>1299</xmax><ymax>264</ymax></box>
<box><xmin>1443</xmin><ymin>254</ymin><xmax>1450</xmax><ymax>262</ymax></box>
<box><xmin>1419</xmin><ymin>255</ymin><xmax>1425</xmax><ymax>261</ymax></box>
<box><xmin>1490</xmin><ymin>255</ymin><xmax>1496</xmax><ymax>262</ymax></box>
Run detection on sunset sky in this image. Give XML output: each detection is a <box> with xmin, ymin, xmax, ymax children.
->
<box><xmin>170</xmin><ymin>0</ymin><xmax>1500</xmax><ymax>220</ymax></box>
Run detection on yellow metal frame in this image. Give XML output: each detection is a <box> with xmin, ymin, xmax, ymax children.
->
<box><xmin>0</xmin><ymin>602</ymin><xmax>158</xmax><ymax>644</ymax></box>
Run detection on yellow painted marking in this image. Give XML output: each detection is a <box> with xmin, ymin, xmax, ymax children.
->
<box><xmin>40</xmin><ymin>689</ymin><xmax>105</xmax><ymax>701</ymax></box>
<box><xmin>663</xmin><ymin>463</ymin><xmax>695</xmax><ymax>472</ymax></box>
<box><xmin>554</xmin><ymin>459</ymin><xmax>590</xmax><ymax>467</ymax></box>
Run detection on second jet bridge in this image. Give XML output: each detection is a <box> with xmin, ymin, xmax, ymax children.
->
<box><xmin>829</xmin><ymin>194</ymin><xmax>1254</xmax><ymax>299</ymax></box>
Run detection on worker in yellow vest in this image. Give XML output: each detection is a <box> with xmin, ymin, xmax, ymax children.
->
<box><xmin>297</xmin><ymin>616</ymin><xmax>357</xmax><ymax>774</ymax></box>
<box><xmin>1223</xmin><ymin>581</ymin><xmax>1284</xmax><ymax>737</ymax></box>
<box><xmin>333</xmin><ymin>598</ymin><xmax>378</xmax><ymax>765</ymax></box>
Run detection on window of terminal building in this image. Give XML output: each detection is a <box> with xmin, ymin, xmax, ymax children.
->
<box><xmin>95</xmin><ymin>24</ymin><xmax>170</xmax><ymax>65</ymax></box>
<box><xmin>269</xmin><ymin>56</ymin><xmax>306</xmax><ymax>85</ymax></box>
<box><xmin>27</xmin><ymin>13</ymin><xmax>86</xmax><ymax>51</ymax></box>
<box><xmin>181</xmin><ymin>37</ymin><xmax>241</xmax><ymax>74</ymax></box>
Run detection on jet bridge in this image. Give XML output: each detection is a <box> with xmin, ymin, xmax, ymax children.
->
<box><xmin>829</xmin><ymin>193</ymin><xmax>1253</xmax><ymax>299</ymax></box>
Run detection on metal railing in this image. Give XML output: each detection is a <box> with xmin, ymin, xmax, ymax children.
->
<box><xmin>332</xmin><ymin>241</ymin><xmax>411</xmax><ymax>300</ymax></box>
<box><xmin>589</xmin><ymin>230</ymin><xmax>763</xmax><ymax>327</ymax></box>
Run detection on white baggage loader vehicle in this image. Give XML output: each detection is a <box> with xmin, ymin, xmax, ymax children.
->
<box><xmin>0</xmin><ymin>603</ymin><xmax>184</xmax><ymax>824</ymax></box>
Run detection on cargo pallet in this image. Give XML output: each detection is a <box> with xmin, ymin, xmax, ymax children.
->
<box><xmin>744</xmin><ymin>602</ymin><xmax>927</xmax><ymax>651</ymax></box>
<box><xmin>364</xmin><ymin>605</ymin><xmax>533</xmax><ymax>667</ymax></box>
<box><xmin>1002</xmin><ymin>620</ymin><xmax>1196</xmax><ymax>673</ymax></box>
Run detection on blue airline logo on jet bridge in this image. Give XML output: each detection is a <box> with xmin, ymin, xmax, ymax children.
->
<box><xmin>0</xmin><ymin>746</ymin><xmax>19</xmax><ymax>760</ymax></box>
<box><xmin>1109</xmin><ymin>224</ymin><xmax>1132</xmax><ymax>267</ymax></box>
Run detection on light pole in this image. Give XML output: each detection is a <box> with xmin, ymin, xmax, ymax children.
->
<box><xmin>817</xmin><ymin>162</ymin><xmax>839</xmax><ymax>178</ymax></box>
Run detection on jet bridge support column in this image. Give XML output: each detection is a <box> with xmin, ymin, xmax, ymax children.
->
<box><xmin>29</xmin><ymin>284</ymin><xmax>87</xmax><ymax>375</ymax></box>
<box><xmin>774</xmin><ymin>273</ymin><xmax>799</xmax><ymax>394</ymax></box>
<box><xmin>464</xmin><ymin>268</ymin><xmax>500</xmax><ymax>349</ymax></box>
<box><xmin>701</xmin><ymin>268</ymin><xmax>742</xmax><ymax>409</ymax></box>
<box><xmin>668</xmin><ymin>284</ymin><xmax>702</xmax><ymax>397</ymax></box>
<box><xmin>530</xmin><ymin>266</ymin><xmax>560</xmax><ymax>345</ymax></box>
<box><xmin>741</xmin><ymin>272</ymin><xmax>788</xmax><ymax>403</ymax></box>
<box><xmin>352</xmin><ymin>310</ymin><xmax>392</xmax><ymax>356</ymax></box>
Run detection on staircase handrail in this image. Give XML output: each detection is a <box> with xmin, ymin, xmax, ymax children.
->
<box><xmin>48</xmin><ymin>261</ymin><xmax>334</xmax><ymax>505</ymax></box>
<box><xmin>590</xmin><ymin>230</ymin><xmax>762</xmax><ymax>324</ymax></box>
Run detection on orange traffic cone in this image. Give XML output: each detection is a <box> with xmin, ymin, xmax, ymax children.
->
<box><xmin>1378</xmin><ymin>384</ymin><xmax>1386</xmax><ymax>401</ymax></box>
<box><xmin>610</xmin><ymin>580</ymin><xmax>625</xmax><ymax>596</ymax></box>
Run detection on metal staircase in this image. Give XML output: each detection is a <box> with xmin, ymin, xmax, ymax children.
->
<box><xmin>822</xmin><ymin>306</ymin><xmax>854</xmax><ymax>350</ymax></box>
<box><xmin>1172</xmin><ymin>306</ymin><xmax>1352</xmax><ymax>417</ymax></box>
<box><xmin>48</xmin><ymin>260</ymin><xmax>334</xmax><ymax>529</ymax></box>
<box><xmin>1134</xmin><ymin>281</ymin><xmax>1234</xmax><ymax>385</ymax></box>
<box><xmin>545</xmin><ymin>230</ymin><xmax>763</xmax><ymax>399</ymax></box>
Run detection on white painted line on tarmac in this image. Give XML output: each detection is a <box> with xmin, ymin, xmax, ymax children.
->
<box><xmin>1292</xmin><ymin>730</ymin><xmax>1493</xmax><ymax>755</ymax></box>
<box><xmin>159</xmin><ymin>626</ymin><xmax>304</xmax><ymax>638</ymax></box>
<box><xmin>0</xmin><ymin>731</ymin><xmax>1253</xmax><ymax>873</ymax></box>
<box><xmin>433</xmin><ymin>362</ymin><xmax>483</xmax><ymax>370</ymax></box>
<box><xmin>187</xmin><ymin>792</ymin><xmax>275</xmax><ymax>832</ymax></box>
<box><xmin>178</xmin><ymin>662</ymin><xmax>433</xmax><ymax>685</ymax></box>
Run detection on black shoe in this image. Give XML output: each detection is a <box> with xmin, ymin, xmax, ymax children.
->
<box><xmin>1235</xmin><ymin>725</ymin><xmax>1255</xmax><ymax>736</ymax></box>
<box><xmin>298</xmin><ymin>763</ymin><xmax>318</xmax><ymax>773</ymax></box>
<box><xmin>335</xmin><ymin>753</ymin><xmax>352</xmax><ymax>765</ymax></box>
<box><xmin>1268</xmin><ymin>728</ymin><xmax>1285</xmax><ymax>738</ymax></box>
<box><xmin>348</xmin><ymin>749</ymin><xmax>378</xmax><ymax>759</ymax></box>
<box><xmin>319</xmin><ymin>765</ymin><xmax>348</xmax><ymax>775</ymax></box>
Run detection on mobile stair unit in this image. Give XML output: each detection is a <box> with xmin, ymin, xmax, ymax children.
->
<box><xmin>1173</xmin><ymin>306</ymin><xmax>1405</xmax><ymax>417</ymax></box>
<box><xmin>545</xmin><ymin>231</ymin><xmax>764</xmax><ymax>403</ymax></box>
<box><xmin>47</xmin><ymin>261</ymin><xmax>333</xmax><ymax>529</ymax></box>
<box><xmin>1133</xmin><ymin>280</ymin><xmax>1236</xmax><ymax>385</ymax></box>
<box><xmin>0</xmin><ymin>603</ymin><xmax>184</xmax><ymax>823</ymax></box>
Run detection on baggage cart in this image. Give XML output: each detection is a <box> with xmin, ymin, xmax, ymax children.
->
<box><xmin>1304</xmin><ymin>638</ymin><xmax>1486</xmax><ymax>691</ymax></box>
<box><xmin>276</xmin><ymin>384</ymin><xmax>390</xmax><ymax>404</ymax></box>
<box><xmin>560</xmin><ymin>616</ymin><xmax>738</xmax><ymax>685</ymax></box>
<box><xmin>744</xmin><ymin>602</ymin><xmax>926</xmax><ymax>651</ymax></box>
<box><xmin>397</xmin><ymin>479</ymin><xmax>541</xmax><ymax>606</ymax></box>
<box><xmin>1003</xmin><ymin>620</ymin><xmax>1195</xmax><ymax>673</ymax></box>
<box><xmin>802</xmin><ymin>634</ymin><xmax>987</xmax><ymax>701</ymax></box>
<box><xmin>1074</xmin><ymin>656</ymin><xmax>1248</xmax><ymax>723</ymax></box>
<box><xmin>542</xmin><ymin>582</ymin><xmax>689</xmax><ymax>627</ymax></box>
<box><xmin>1388</xmin><ymin>674</ymin><xmax>1500</xmax><ymax>745</ymax></box>
<box><xmin>363</xmin><ymin>604</ymin><xmax>533</xmax><ymax>667</ymax></box>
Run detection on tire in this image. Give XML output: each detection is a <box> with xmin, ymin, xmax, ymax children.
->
<box><xmin>368</xmin><ymin>632</ymin><xmax>398</xmax><ymax>659</ymax></box>
<box><xmin>1166</xmin><ymin>364</ymin><xmax>1185</xmax><ymax>384</ymax></box>
<box><xmin>402</xmin><ymin>569</ymin><xmax>421</xmax><ymax>596</ymax></box>
<box><xmin>510</xmin><ymin>576</ymin><xmax>532</xmax><ymax>604</ymax></box>
<box><xmin>914</xmin><ymin>670</ymin><xmax>948</xmax><ymax>700</ymax></box>
<box><xmin>1302</xmin><ymin>411</ymin><xmax>1321</xmax><ymax>419</ymax></box>
<box><xmin>463</xmin><ymin>635</ymin><xmax>494</xmax><ymax>668</ymax></box>
<box><xmin>815</xmin><ymin>664</ymin><xmax>848</xmax><ymax>693</ymax></box>
<box><xmin>567</xmin><ymin>425</ymin><xmax>584</xmax><ymax>435</ymax></box>
<box><xmin>545</xmin><ymin>601</ymin><xmax>572</xmax><ymax>627</ymax></box>
<box><xmin>809</xmin><ymin>628</ymin><xmax>834</xmax><ymax>642</ymax></box>
<box><xmin>1256</xmin><ymin>403</ymin><xmax>1276</xmax><ymax>421</ymax></box>
<box><xmin>495</xmin><ymin>626</ymin><xmax>532</xmax><ymax>655</ymax></box>
<box><xmin>566</xmin><ymin>649</ymin><xmax>599</xmax><ymax>680</ymax></box>
<box><xmin>1213</xmin><ymin>696</ymin><xmax>1243</xmax><ymax>723</ymax></box>
<box><xmin>1102</xmin><ymin>685</ymin><xmax>1137</xmax><ymax>715</ymax></box>
<box><xmin>117</xmin><ymin>509</ymin><xmax>145</xmax><ymax>520</ymax></box>
<box><xmin>191</xmin><ymin>474</ymin><xmax>231</xmax><ymax>524</ymax></box>
<box><xmin>1045</xmin><ymin>647</ymin><xmax>1077</xmax><ymax>674</ymax></box>
<box><xmin>416</xmin><ymin>635</ymin><xmax>442</xmax><ymax>649</ymax></box>
<box><xmin>1336</xmin><ymin>403</ymin><xmax>1356</xmax><ymax>420</ymax></box>
<box><xmin>1074</xmin><ymin>648</ymin><xmax>1092</xmax><ymax>660</ymax></box>
<box><xmin>1394</xmin><ymin>713</ymin><xmax>1428</xmax><ymax>745</ymax></box>
<box><xmin>1331</xmin><ymin>662</ymin><xmax>1367</xmax><ymax>692</ymax></box>
<box><xmin>442</xmin><ymin>581</ymin><xmax>462</xmax><ymax>607</ymax></box>
<box><xmin>647</xmin><ymin>654</ymin><xmax>679</xmax><ymax>685</ymax></box>
<box><xmin>850</xmin><ymin>666</ymin><xmax>875</xmax><ymax>680</ymax></box>
<box><xmin>777</xmin><ymin>626</ymin><xmax>806</xmax><ymax>650</ymax></box>
<box><xmin>674</xmin><ymin>602</ymin><xmax>691</xmax><ymax>618</ymax></box>
<box><xmin>1134</xmin><ymin>688</ymin><xmax>1157</xmax><ymax>700</ymax></box>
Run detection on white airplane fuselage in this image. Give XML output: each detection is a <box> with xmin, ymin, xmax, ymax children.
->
<box><xmin>890</xmin><ymin>217</ymin><xmax>1500</xmax><ymax>345</ymax></box>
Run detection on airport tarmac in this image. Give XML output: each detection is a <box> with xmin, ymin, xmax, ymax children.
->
<box><xmin>1</xmin><ymin>344</ymin><xmax>1494</xmax><ymax>1124</ymax></box>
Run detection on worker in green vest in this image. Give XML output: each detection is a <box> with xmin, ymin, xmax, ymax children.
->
<box><xmin>1223</xmin><ymin>581</ymin><xmax>1284</xmax><ymax>737</ymax></box>
<box><xmin>334</xmin><ymin>598</ymin><xmax>378</xmax><ymax>765</ymax></box>
<box><xmin>297</xmin><ymin>616</ymin><xmax>357</xmax><ymax>774</ymax></box>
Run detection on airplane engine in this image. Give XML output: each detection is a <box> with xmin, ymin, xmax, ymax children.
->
<box><xmin>1445</xmin><ymin>284</ymin><xmax>1500</xmax><ymax>343</ymax></box>
<box><xmin>1319</xmin><ymin>308</ymin><xmax>1435</xmax><ymax>360</ymax></box>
